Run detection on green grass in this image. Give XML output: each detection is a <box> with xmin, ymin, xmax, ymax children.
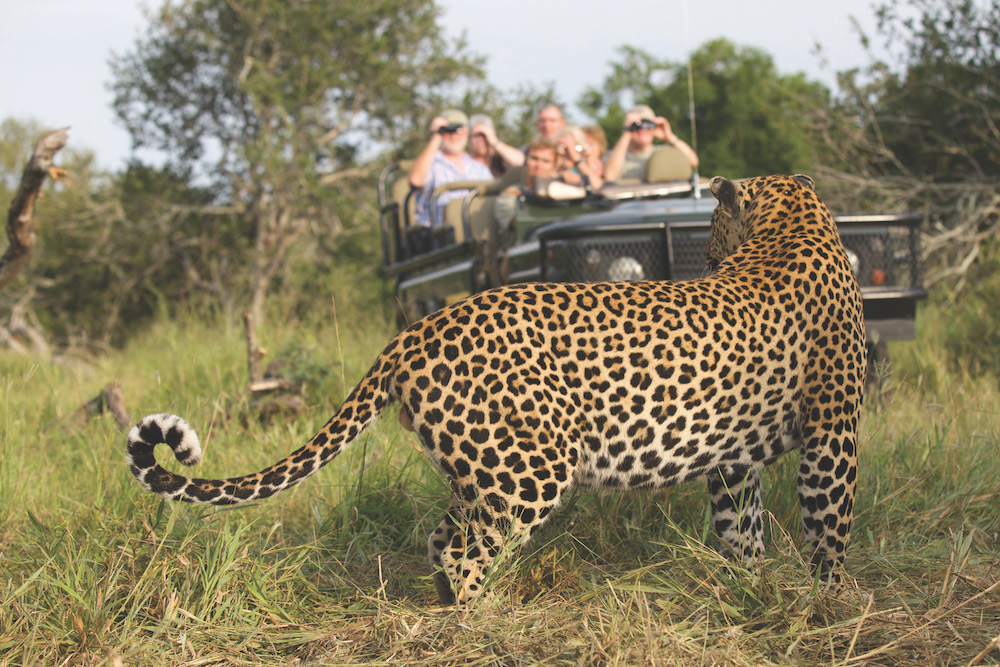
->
<box><xmin>2</xmin><ymin>297</ymin><xmax>999</xmax><ymax>666</ymax></box>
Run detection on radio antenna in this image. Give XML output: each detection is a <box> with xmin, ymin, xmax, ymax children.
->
<box><xmin>682</xmin><ymin>0</ymin><xmax>700</xmax><ymax>197</ymax></box>
<box><xmin>682</xmin><ymin>0</ymin><xmax>697</xmax><ymax>154</ymax></box>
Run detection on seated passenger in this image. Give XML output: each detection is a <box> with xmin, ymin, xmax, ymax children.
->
<box><xmin>535</xmin><ymin>103</ymin><xmax>568</xmax><ymax>140</ymax></box>
<box><xmin>555</xmin><ymin>126</ymin><xmax>604</xmax><ymax>191</ymax></box>
<box><xmin>469</xmin><ymin>114</ymin><xmax>525</xmax><ymax>177</ymax></box>
<box><xmin>582</xmin><ymin>125</ymin><xmax>608</xmax><ymax>180</ymax></box>
<box><xmin>602</xmin><ymin>104</ymin><xmax>698</xmax><ymax>183</ymax></box>
<box><xmin>408</xmin><ymin>109</ymin><xmax>493</xmax><ymax>229</ymax></box>
<box><xmin>493</xmin><ymin>137</ymin><xmax>559</xmax><ymax>238</ymax></box>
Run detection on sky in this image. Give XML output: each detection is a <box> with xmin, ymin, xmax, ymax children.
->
<box><xmin>0</xmin><ymin>0</ymin><xmax>889</xmax><ymax>173</ymax></box>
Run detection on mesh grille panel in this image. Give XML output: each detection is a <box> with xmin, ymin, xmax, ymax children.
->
<box><xmin>542</xmin><ymin>221</ymin><xmax>922</xmax><ymax>288</ymax></box>
<box><xmin>669</xmin><ymin>228</ymin><xmax>711</xmax><ymax>281</ymax></box>
<box><xmin>840</xmin><ymin>225</ymin><xmax>922</xmax><ymax>288</ymax></box>
<box><xmin>545</xmin><ymin>232</ymin><xmax>670</xmax><ymax>283</ymax></box>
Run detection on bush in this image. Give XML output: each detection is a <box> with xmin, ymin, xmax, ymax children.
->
<box><xmin>937</xmin><ymin>248</ymin><xmax>1000</xmax><ymax>377</ymax></box>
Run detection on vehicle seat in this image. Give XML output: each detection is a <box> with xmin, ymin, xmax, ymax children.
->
<box><xmin>645</xmin><ymin>147</ymin><xmax>693</xmax><ymax>183</ymax></box>
<box><xmin>464</xmin><ymin>189</ymin><xmax>499</xmax><ymax>244</ymax></box>
<box><xmin>431</xmin><ymin>179</ymin><xmax>493</xmax><ymax>244</ymax></box>
<box><xmin>442</xmin><ymin>197</ymin><xmax>467</xmax><ymax>243</ymax></box>
<box><xmin>377</xmin><ymin>160</ymin><xmax>416</xmax><ymax>263</ymax></box>
<box><xmin>484</xmin><ymin>166</ymin><xmax>525</xmax><ymax>195</ymax></box>
<box><xmin>390</xmin><ymin>162</ymin><xmax>417</xmax><ymax>227</ymax></box>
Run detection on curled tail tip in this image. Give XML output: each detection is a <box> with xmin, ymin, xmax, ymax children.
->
<box><xmin>127</xmin><ymin>413</ymin><xmax>203</xmax><ymax>466</ymax></box>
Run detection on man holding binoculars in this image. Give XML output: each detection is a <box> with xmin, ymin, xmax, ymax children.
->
<box><xmin>409</xmin><ymin>108</ymin><xmax>493</xmax><ymax>228</ymax></box>
<box><xmin>603</xmin><ymin>104</ymin><xmax>699</xmax><ymax>184</ymax></box>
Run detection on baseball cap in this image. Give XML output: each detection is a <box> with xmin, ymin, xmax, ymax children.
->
<box><xmin>629</xmin><ymin>104</ymin><xmax>656</xmax><ymax>122</ymax></box>
<box><xmin>440</xmin><ymin>109</ymin><xmax>469</xmax><ymax>127</ymax></box>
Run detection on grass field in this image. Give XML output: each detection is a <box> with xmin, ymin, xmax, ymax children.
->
<box><xmin>2</xmin><ymin>297</ymin><xmax>999</xmax><ymax>666</ymax></box>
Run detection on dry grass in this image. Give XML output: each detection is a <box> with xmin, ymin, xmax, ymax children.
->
<box><xmin>1</xmin><ymin>300</ymin><xmax>999</xmax><ymax>666</ymax></box>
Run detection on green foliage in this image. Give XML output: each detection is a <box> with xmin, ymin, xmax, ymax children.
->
<box><xmin>0</xmin><ymin>115</ymin><xmax>390</xmax><ymax>348</ymax></box>
<box><xmin>836</xmin><ymin>0</ymin><xmax>1000</xmax><ymax>181</ymax></box>
<box><xmin>1</xmin><ymin>121</ymin><xmax>202</xmax><ymax>348</ymax></box>
<box><xmin>108</xmin><ymin>0</ymin><xmax>486</xmax><ymax>332</ymax></box>
<box><xmin>911</xmin><ymin>252</ymin><xmax>1000</xmax><ymax>378</ymax></box>
<box><xmin>110</xmin><ymin>0</ymin><xmax>483</xmax><ymax>183</ymax></box>
<box><xmin>579</xmin><ymin>40</ymin><xmax>832</xmax><ymax>178</ymax></box>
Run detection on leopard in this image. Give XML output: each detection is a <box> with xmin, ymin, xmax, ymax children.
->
<box><xmin>126</xmin><ymin>173</ymin><xmax>866</xmax><ymax>605</ymax></box>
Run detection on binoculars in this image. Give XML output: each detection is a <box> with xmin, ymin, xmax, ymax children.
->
<box><xmin>627</xmin><ymin>119</ymin><xmax>656</xmax><ymax>131</ymax></box>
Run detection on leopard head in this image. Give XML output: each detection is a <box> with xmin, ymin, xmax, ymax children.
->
<box><xmin>705</xmin><ymin>174</ymin><xmax>816</xmax><ymax>271</ymax></box>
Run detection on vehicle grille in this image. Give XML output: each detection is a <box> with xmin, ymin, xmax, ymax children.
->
<box><xmin>542</xmin><ymin>227</ymin><xmax>710</xmax><ymax>283</ymax></box>
<box><xmin>540</xmin><ymin>220</ymin><xmax>921</xmax><ymax>289</ymax></box>
<box><xmin>544</xmin><ymin>233</ymin><xmax>669</xmax><ymax>282</ymax></box>
<box><xmin>839</xmin><ymin>225</ymin><xmax>922</xmax><ymax>288</ymax></box>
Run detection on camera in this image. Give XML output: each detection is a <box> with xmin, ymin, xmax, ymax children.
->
<box><xmin>627</xmin><ymin>119</ymin><xmax>656</xmax><ymax>132</ymax></box>
<box><xmin>437</xmin><ymin>123</ymin><xmax>464</xmax><ymax>134</ymax></box>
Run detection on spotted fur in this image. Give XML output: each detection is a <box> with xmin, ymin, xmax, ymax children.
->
<box><xmin>126</xmin><ymin>174</ymin><xmax>866</xmax><ymax>604</ymax></box>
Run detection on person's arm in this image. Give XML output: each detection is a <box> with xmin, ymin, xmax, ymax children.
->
<box><xmin>479</xmin><ymin>125</ymin><xmax>525</xmax><ymax>168</ymax></box>
<box><xmin>655</xmin><ymin>116</ymin><xmax>699</xmax><ymax>169</ymax></box>
<box><xmin>555</xmin><ymin>134</ymin><xmax>581</xmax><ymax>184</ymax></box>
<box><xmin>555</xmin><ymin>134</ymin><xmax>603</xmax><ymax>190</ymax></box>
<box><xmin>575</xmin><ymin>153</ymin><xmax>603</xmax><ymax>190</ymax></box>
<box><xmin>493</xmin><ymin>140</ymin><xmax>526</xmax><ymax>168</ymax></box>
<box><xmin>408</xmin><ymin>117</ymin><xmax>447</xmax><ymax>188</ymax></box>
<box><xmin>602</xmin><ymin>128</ymin><xmax>633</xmax><ymax>183</ymax></box>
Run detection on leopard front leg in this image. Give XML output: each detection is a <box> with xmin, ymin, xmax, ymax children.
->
<box><xmin>797</xmin><ymin>427</ymin><xmax>858</xmax><ymax>583</ymax></box>
<box><xmin>707</xmin><ymin>467</ymin><xmax>764</xmax><ymax>564</ymax></box>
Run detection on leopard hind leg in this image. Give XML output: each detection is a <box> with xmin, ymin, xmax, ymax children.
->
<box><xmin>428</xmin><ymin>491</ymin><xmax>514</xmax><ymax>605</ymax></box>
<box><xmin>427</xmin><ymin>494</ymin><xmax>464</xmax><ymax>604</ymax></box>
<box><xmin>707</xmin><ymin>467</ymin><xmax>764</xmax><ymax>565</ymax></box>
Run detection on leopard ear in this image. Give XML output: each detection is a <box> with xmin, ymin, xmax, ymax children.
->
<box><xmin>791</xmin><ymin>174</ymin><xmax>815</xmax><ymax>191</ymax></box>
<box><xmin>710</xmin><ymin>176</ymin><xmax>737</xmax><ymax>211</ymax></box>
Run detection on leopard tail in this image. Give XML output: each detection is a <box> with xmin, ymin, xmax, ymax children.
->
<box><xmin>125</xmin><ymin>346</ymin><xmax>400</xmax><ymax>505</ymax></box>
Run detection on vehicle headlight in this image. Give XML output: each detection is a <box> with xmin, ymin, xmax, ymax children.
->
<box><xmin>845</xmin><ymin>248</ymin><xmax>860</xmax><ymax>276</ymax></box>
<box><xmin>608</xmin><ymin>256</ymin><xmax>645</xmax><ymax>282</ymax></box>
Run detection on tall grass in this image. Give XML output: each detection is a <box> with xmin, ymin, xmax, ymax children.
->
<box><xmin>1</xmin><ymin>294</ymin><xmax>999</xmax><ymax>665</ymax></box>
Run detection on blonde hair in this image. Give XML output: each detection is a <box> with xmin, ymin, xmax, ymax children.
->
<box><xmin>583</xmin><ymin>125</ymin><xmax>608</xmax><ymax>155</ymax></box>
<box><xmin>555</xmin><ymin>125</ymin><xmax>587</xmax><ymax>145</ymax></box>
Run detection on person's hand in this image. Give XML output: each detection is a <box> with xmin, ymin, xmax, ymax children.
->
<box><xmin>557</xmin><ymin>134</ymin><xmax>586</xmax><ymax>163</ymax></box>
<box><xmin>622</xmin><ymin>111</ymin><xmax>642</xmax><ymax>131</ymax></box>
<box><xmin>474</xmin><ymin>124</ymin><xmax>498</xmax><ymax>147</ymax></box>
<box><xmin>654</xmin><ymin>116</ymin><xmax>677</xmax><ymax>144</ymax></box>
<box><xmin>428</xmin><ymin>116</ymin><xmax>448</xmax><ymax>134</ymax></box>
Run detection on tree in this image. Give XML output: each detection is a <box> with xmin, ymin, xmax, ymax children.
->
<box><xmin>579</xmin><ymin>40</ymin><xmax>833</xmax><ymax>179</ymax></box>
<box><xmin>110</xmin><ymin>0</ymin><xmax>483</xmax><ymax>338</ymax></box>
<box><xmin>0</xmin><ymin>118</ymin><xmax>241</xmax><ymax>350</ymax></box>
<box><xmin>821</xmin><ymin>0</ymin><xmax>1000</xmax><ymax>291</ymax></box>
<box><xmin>836</xmin><ymin>0</ymin><xmax>1000</xmax><ymax>181</ymax></box>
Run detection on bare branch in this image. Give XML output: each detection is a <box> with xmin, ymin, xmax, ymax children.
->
<box><xmin>318</xmin><ymin>166</ymin><xmax>368</xmax><ymax>187</ymax></box>
<box><xmin>243</xmin><ymin>310</ymin><xmax>265</xmax><ymax>385</ymax></box>
<box><xmin>1</xmin><ymin>128</ymin><xmax>70</xmax><ymax>290</ymax></box>
<box><xmin>58</xmin><ymin>382</ymin><xmax>132</xmax><ymax>432</ymax></box>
